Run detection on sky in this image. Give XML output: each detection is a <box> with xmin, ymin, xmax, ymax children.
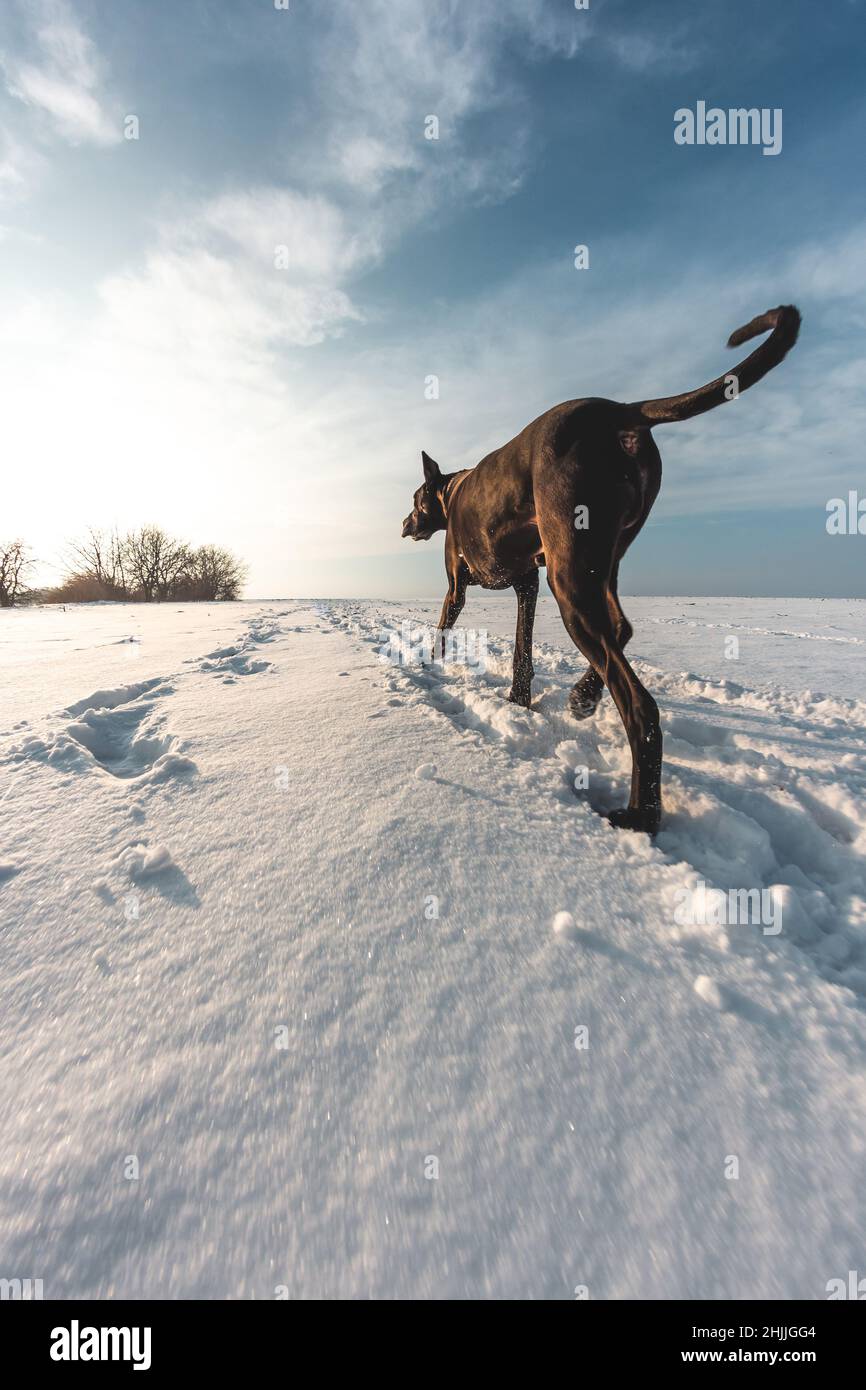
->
<box><xmin>1</xmin><ymin>0</ymin><xmax>864</xmax><ymax>599</ymax></box>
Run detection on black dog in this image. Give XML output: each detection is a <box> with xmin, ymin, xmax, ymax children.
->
<box><xmin>402</xmin><ymin>305</ymin><xmax>801</xmax><ymax>833</ymax></box>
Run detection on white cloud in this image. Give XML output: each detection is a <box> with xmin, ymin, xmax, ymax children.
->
<box><xmin>87</xmin><ymin>183</ymin><xmax>379</xmax><ymax>383</ymax></box>
<box><xmin>99</xmin><ymin>244</ymin><xmax>361</xmax><ymax>366</ymax></box>
<box><xmin>0</xmin><ymin>125</ymin><xmax>36</xmax><ymax>196</ymax></box>
<box><xmin>2</xmin><ymin>7</ymin><xmax>118</xmax><ymax>147</ymax></box>
<box><xmin>197</xmin><ymin>188</ymin><xmax>383</xmax><ymax>281</ymax></box>
<box><xmin>306</xmin><ymin>0</ymin><xmax>584</xmax><ymax>211</ymax></box>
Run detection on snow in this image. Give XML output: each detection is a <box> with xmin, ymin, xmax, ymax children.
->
<box><xmin>551</xmin><ymin>910</ymin><xmax>578</xmax><ymax>939</ymax></box>
<box><xmin>1</xmin><ymin>594</ymin><xmax>865</xmax><ymax>1299</ymax></box>
<box><xmin>693</xmin><ymin>975</ymin><xmax>727</xmax><ymax>1010</ymax></box>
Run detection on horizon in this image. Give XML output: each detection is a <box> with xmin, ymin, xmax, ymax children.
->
<box><xmin>2</xmin><ymin>0</ymin><xmax>865</xmax><ymax>599</ymax></box>
<box><xmin>13</xmin><ymin>590</ymin><xmax>866</xmax><ymax>605</ymax></box>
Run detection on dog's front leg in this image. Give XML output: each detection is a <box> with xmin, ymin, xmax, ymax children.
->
<box><xmin>433</xmin><ymin>562</ymin><xmax>468</xmax><ymax>660</ymax></box>
<box><xmin>508</xmin><ymin>571</ymin><xmax>538</xmax><ymax>707</ymax></box>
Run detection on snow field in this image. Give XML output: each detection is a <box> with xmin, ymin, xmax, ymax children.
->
<box><xmin>0</xmin><ymin>596</ymin><xmax>865</xmax><ymax>1298</ymax></box>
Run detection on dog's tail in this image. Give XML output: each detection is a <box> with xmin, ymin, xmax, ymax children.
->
<box><xmin>626</xmin><ymin>305</ymin><xmax>801</xmax><ymax>426</ymax></box>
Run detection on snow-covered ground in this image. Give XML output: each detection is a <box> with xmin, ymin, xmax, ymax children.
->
<box><xmin>1</xmin><ymin>595</ymin><xmax>865</xmax><ymax>1299</ymax></box>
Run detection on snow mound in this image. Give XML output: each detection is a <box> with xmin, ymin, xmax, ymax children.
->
<box><xmin>117</xmin><ymin>842</ymin><xmax>176</xmax><ymax>880</ymax></box>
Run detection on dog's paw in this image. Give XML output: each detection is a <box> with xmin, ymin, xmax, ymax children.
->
<box><xmin>569</xmin><ymin>693</ymin><xmax>600</xmax><ymax>721</ymax></box>
<box><xmin>607</xmin><ymin>806</ymin><xmax>661</xmax><ymax>836</ymax></box>
<box><xmin>506</xmin><ymin>688</ymin><xmax>532</xmax><ymax>708</ymax></box>
<box><xmin>569</xmin><ymin>674</ymin><xmax>603</xmax><ymax>720</ymax></box>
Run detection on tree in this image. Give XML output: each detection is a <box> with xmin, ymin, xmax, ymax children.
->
<box><xmin>52</xmin><ymin>527</ymin><xmax>247</xmax><ymax>603</ymax></box>
<box><xmin>124</xmin><ymin>525</ymin><xmax>177</xmax><ymax>602</ymax></box>
<box><xmin>0</xmin><ymin>540</ymin><xmax>33</xmax><ymax>607</ymax></box>
<box><xmin>66</xmin><ymin>527</ymin><xmax>132</xmax><ymax>597</ymax></box>
<box><xmin>186</xmin><ymin>544</ymin><xmax>248</xmax><ymax>600</ymax></box>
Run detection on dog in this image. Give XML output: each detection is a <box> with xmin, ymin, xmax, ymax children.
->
<box><xmin>402</xmin><ymin>305</ymin><xmax>801</xmax><ymax>834</ymax></box>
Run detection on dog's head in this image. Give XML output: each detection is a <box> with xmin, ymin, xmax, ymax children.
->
<box><xmin>401</xmin><ymin>451</ymin><xmax>447</xmax><ymax>541</ymax></box>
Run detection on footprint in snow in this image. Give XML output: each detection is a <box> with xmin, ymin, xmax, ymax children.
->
<box><xmin>65</xmin><ymin>700</ymin><xmax>196</xmax><ymax>782</ymax></box>
<box><xmin>64</xmin><ymin>678</ymin><xmax>167</xmax><ymax>718</ymax></box>
<box><xmin>9</xmin><ymin>680</ymin><xmax>194</xmax><ymax>784</ymax></box>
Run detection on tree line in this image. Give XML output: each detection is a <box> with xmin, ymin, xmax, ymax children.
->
<box><xmin>0</xmin><ymin>528</ymin><xmax>247</xmax><ymax>607</ymax></box>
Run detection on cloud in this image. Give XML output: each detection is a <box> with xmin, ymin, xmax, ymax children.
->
<box><xmin>0</xmin><ymin>125</ymin><xmax>37</xmax><ymax>197</ymax></box>
<box><xmin>2</xmin><ymin>5</ymin><xmax>118</xmax><ymax>147</ymax></box>
<box><xmin>304</xmin><ymin>0</ymin><xmax>584</xmax><ymax>213</ymax></box>
<box><xmin>601</xmin><ymin>28</ymin><xmax>700</xmax><ymax>73</ymax></box>
<box><xmin>89</xmin><ymin>183</ymin><xmax>381</xmax><ymax>382</ymax></box>
<box><xmin>197</xmin><ymin>188</ymin><xmax>383</xmax><ymax>282</ymax></box>
<box><xmin>99</xmin><ymin>244</ymin><xmax>361</xmax><ymax>366</ymax></box>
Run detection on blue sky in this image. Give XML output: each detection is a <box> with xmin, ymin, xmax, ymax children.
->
<box><xmin>1</xmin><ymin>0</ymin><xmax>864</xmax><ymax>597</ymax></box>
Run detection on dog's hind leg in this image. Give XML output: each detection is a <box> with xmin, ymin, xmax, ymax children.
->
<box><xmin>550</xmin><ymin>571</ymin><xmax>662</xmax><ymax>833</ymax></box>
<box><xmin>569</xmin><ymin>565</ymin><xmax>633</xmax><ymax>719</ymax></box>
<box><xmin>507</xmin><ymin>570</ymin><xmax>538</xmax><ymax>707</ymax></box>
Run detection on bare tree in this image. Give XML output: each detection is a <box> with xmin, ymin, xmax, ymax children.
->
<box><xmin>64</xmin><ymin>527</ymin><xmax>132</xmax><ymax>598</ymax></box>
<box><xmin>0</xmin><ymin>540</ymin><xmax>33</xmax><ymax>607</ymax></box>
<box><xmin>109</xmin><ymin>529</ymin><xmax>129</xmax><ymax>596</ymax></box>
<box><xmin>67</xmin><ymin>527</ymin><xmax>111</xmax><ymax>588</ymax></box>
<box><xmin>53</xmin><ymin>526</ymin><xmax>246</xmax><ymax>603</ymax></box>
<box><xmin>155</xmin><ymin>535</ymin><xmax>191</xmax><ymax>601</ymax></box>
<box><xmin>186</xmin><ymin>544</ymin><xmax>248</xmax><ymax>600</ymax></box>
<box><xmin>124</xmin><ymin>525</ymin><xmax>166</xmax><ymax>602</ymax></box>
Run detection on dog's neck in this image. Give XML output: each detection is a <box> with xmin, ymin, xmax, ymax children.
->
<box><xmin>440</xmin><ymin>470</ymin><xmax>471</xmax><ymax>517</ymax></box>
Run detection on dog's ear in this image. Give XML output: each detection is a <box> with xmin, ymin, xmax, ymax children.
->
<box><xmin>421</xmin><ymin>450</ymin><xmax>441</xmax><ymax>486</ymax></box>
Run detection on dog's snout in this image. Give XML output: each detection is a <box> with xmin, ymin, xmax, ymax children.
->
<box><xmin>401</xmin><ymin>515</ymin><xmax>414</xmax><ymax>538</ymax></box>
